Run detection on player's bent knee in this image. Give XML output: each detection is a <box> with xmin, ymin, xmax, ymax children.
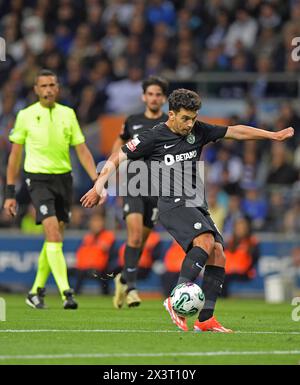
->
<box><xmin>126</xmin><ymin>217</ymin><xmax>144</xmax><ymax>247</ymax></box>
<box><xmin>127</xmin><ymin>233</ymin><xmax>143</xmax><ymax>248</ymax></box>
<box><xmin>193</xmin><ymin>233</ymin><xmax>215</xmax><ymax>255</ymax></box>
<box><xmin>43</xmin><ymin>221</ymin><xmax>62</xmax><ymax>243</ymax></box>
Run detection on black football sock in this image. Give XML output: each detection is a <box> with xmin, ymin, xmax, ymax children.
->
<box><xmin>121</xmin><ymin>245</ymin><xmax>141</xmax><ymax>291</ymax></box>
<box><xmin>198</xmin><ymin>265</ymin><xmax>225</xmax><ymax>322</ymax></box>
<box><xmin>177</xmin><ymin>246</ymin><xmax>209</xmax><ymax>285</ymax></box>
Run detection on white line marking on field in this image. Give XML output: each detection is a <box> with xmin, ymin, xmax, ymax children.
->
<box><xmin>236</xmin><ymin>331</ymin><xmax>300</xmax><ymax>335</ymax></box>
<box><xmin>0</xmin><ymin>329</ymin><xmax>300</xmax><ymax>335</ymax></box>
<box><xmin>0</xmin><ymin>350</ymin><xmax>300</xmax><ymax>360</ymax></box>
<box><xmin>0</xmin><ymin>329</ymin><xmax>176</xmax><ymax>333</ymax></box>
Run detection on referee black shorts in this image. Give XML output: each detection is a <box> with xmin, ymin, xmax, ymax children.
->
<box><xmin>24</xmin><ymin>172</ymin><xmax>73</xmax><ymax>225</ymax></box>
<box><xmin>159</xmin><ymin>204</ymin><xmax>224</xmax><ymax>252</ymax></box>
<box><xmin>123</xmin><ymin>195</ymin><xmax>159</xmax><ymax>229</ymax></box>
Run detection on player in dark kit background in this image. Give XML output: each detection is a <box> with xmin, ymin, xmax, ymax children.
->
<box><xmin>109</xmin><ymin>76</ymin><xmax>168</xmax><ymax>309</ymax></box>
<box><xmin>81</xmin><ymin>89</ymin><xmax>294</xmax><ymax>332</ymax></box>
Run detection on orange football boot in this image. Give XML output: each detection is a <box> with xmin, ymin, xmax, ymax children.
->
<box><xmin>163</xmin><ymin>297</ymin><xmax>188</xmax><ymax>332</ymax></box>
<box><xmin>194</xmin><ymin>316</ymin><xmax>233</xmax><ymax>333</ymax></box>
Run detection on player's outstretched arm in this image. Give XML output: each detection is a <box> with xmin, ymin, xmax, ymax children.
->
<box><xmin>80</xmin><ymin>149</ymin><xmax>128</xmax><ymax>208</ymax></box>
<box><xmin>225</xmin><ymin>125</ymin><xmax>294</xmax><ymax>141</ymax></box>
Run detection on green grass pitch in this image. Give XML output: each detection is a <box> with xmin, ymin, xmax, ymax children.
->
<box><xmin>0</xmin><ymin>294</ymin><xmax>299</xmax><ymax>365</ymax></box>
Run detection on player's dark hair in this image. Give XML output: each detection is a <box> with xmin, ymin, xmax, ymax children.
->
<box><xmin>168</xmin><ymin>89</ymin><xmax>201</xmax><ymax>112</ymax></box>
<box><xmin>142</xmin><ymin>76</ymin><xmax>168</xmax><ymax>95</ymax></box>
<box><xmin>35</xmin><ymin>69</ymin><xmax>58</xmax><ymax>84</ymax></box>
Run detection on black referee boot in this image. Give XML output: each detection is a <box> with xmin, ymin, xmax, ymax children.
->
<box><xmin>63</xmin><ymin>289</ymin><xmax>78</xmax><ymax>310</ymax></box>
<box><xmin>26</xmin><ymin>287</ymin><xmax>46</xmax><ymax>309</ymax></box>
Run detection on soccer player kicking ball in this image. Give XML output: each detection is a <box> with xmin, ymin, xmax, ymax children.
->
<box><xmin>110</xmin><ymin>76</ymin><xmax>168</xmax><ymax>309</ymax></box>
<box><xmin>81</xmin><ymin>89</ymin><xmax>294</xmax><ymax>332</ymax></box>
<box><xmin>4</xmin><ymin>69</ymin><xmax>98</xmax><ymax>310</ymax></box>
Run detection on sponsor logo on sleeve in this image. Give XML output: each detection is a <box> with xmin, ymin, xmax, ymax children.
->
<box><xmin>126</xmin><ymin>137</ymin><xmax>141</xmax><ymax>152</ymax></box>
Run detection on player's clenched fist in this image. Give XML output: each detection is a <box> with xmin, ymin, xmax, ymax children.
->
<box><xmin>273</xmin><ymin>127</ymin><xmax>294</xmax><ymax>141</ymax></box>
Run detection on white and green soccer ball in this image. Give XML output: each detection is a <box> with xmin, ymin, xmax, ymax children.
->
<box><xmin>170</xmin><ymin>282</ymin><xmax>205</xmax><ymax>317</ymax></box>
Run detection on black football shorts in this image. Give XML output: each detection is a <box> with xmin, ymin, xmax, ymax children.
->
<box><xmin>159</xmin><ymin>203</ymin><xmax>224</xmax><ymax>252</ymax></box>
<box><xmin>123</xmin><ymin>195</ymin><xmax>158</xmax><ymax>229</ymax></box>
<box><xmin>24</xmin><ymin>172</ymin><xmax>73</xmax><ymax>224</ymax></box>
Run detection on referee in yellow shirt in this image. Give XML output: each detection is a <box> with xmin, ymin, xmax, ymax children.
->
<box><xmin>4</xmin><ymin>69</ymin><xmax>98</xmax><ymax>309</ymax></box>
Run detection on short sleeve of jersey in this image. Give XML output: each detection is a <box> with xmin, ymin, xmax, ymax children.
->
<box><xmin>9</xmin><ymin>110</ymin><xmax>26</xmax><ymax>144</ymax></box>
<box><xmin>70</xmin><ymin>109</ymin><xmax>85</xmax><ymax>146</ymax></box>
<box><xmin>121</xmin><ymin>130</ymin><xmax>155</xmax><ymax>160</ymax></box>
<box><xmin>199</xmin><ymin>121</ymin><xmax>228</xmax><ymax>145</ymax></box>
<box><xmin>119</xmin><ymin>117</ymin><xmax>131</xmax><ymax>140</ymax></box>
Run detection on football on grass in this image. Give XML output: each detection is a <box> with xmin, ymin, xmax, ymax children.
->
<box><xmin>170</xmin><ymin>282</ymin><xmax>205</xmax><ymax>317</ymax></box>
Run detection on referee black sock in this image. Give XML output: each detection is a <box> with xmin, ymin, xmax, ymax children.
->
<box><xmin>177</xmin><ymin>246</ymin><xmax>209</xmax><ymax>285</ymax></box>
<box><xmin>121</xmin><ymin>245</ymin><xmax>141</xmax><ymax>291</ymax></box>
<box><xmin>198</xmin><ymin>265</ymin><xmax>225</xmax><ymax>322</ymax></box>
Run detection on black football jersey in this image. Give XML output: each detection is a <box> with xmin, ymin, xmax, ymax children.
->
<box><xmin>122</xmin><ymin>121</ymin><xmax>228</xmax><ymax>212</ymax></box>
<box><xmin>119</xmin><ymin>112</ymin><xmax>168</xmax><ymax>194</ymax></box>
<box><xmin>120</xmin><ymin>113</ymin><xmax>169</xmax><ymax>141</ymax></box>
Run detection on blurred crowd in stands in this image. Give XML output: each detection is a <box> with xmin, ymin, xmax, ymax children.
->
<box><xmin>1</xmin><ymin>0</ymin><xmax>300</xmax><ymax>236</ymax></box>
<box><xmin>1</xmin><ymin>0</ymin><xmax>300</xmax><ymax>116</ymax></box>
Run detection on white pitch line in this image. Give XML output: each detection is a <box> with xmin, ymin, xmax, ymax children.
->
<box><xmin>0</xmin><ymin>329</ymin><xmax>300</xmax><ymax>335</ymax></box>
<box><xmin>0</xmin><ymin>350</ymin><xmax>300</xmax><ymax>360</ymax></box>
<box><xmin>0</xmin><ymin>329</ymin><xmax>177</xmax><ymax>333</ymax></box>
<box><xmin>236</xmin><ymin>331</ymin><xmax>300</xmax><ymax>335</ymax></box>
